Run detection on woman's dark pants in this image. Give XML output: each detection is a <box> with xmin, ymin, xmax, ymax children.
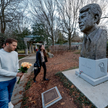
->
<box><xmin>33</xmin><ymin>62</ymin><xmax>46</xmax><ymax>81</ymax></box>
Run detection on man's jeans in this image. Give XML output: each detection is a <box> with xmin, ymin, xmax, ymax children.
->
<box><xmin>0</xmin><ymin>78</ymin><xmax>16</xmax><ymax>108</ymax></box>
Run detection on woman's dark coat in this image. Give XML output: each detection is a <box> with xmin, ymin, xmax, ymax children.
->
<box><xmin>36</xmin><ymin>50</ymin><xmax>48</xmax><ymax>67</ymax></box>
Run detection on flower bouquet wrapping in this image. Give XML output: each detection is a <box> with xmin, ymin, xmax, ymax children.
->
<box><xmin>17</xmin><ymin>62</ymin><xmax>32</xmax><ymax>84</ymax></box>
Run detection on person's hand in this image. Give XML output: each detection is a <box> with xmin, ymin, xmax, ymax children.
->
<box><xmin>16</xmin><ymin>73</ymin><xmax>24</xmax><ymax>84</ymax></box>
<box><xmin>39</xmin><ymin>67</ymin><xmax>40</xmax><ymax>68</ymax></box>
<box><xmin>16</xmin><ymin>73</ymin><xmax>23</xmax><ymax>77</ymax></box>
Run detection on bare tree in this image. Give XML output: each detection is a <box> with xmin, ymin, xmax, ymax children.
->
<box><xmin>56</xmin><ymin>0</ymin><xmax>108</xmax><ymax>49</ymax></box>
<box><xmin>0</xmin><ymin>0</ymin><xmax>28</xmax><ymax>34</ymax></box>
<box><xmin>29</xmin><ymin>0</ymin><xmax>57</xmax><ymax>46</ymax></box>
<box><xmin>55</xmin><ymin>0</ymin><xmax>82</xmax><ymax>49</ymax></box>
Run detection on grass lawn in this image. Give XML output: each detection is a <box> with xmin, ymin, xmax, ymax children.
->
<box><xmin>18</xmin><ymin>50</ymin><xmax>25</xmax><ymax>54</ymax></box>
<box><xmin>18</xmin><ymin>55</ymin><xmax>27</xmax><ymax>59</ymax></box>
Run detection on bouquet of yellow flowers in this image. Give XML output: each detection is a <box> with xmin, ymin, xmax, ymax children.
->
<box><xmin>17</xmin><ymin>62</ymin><xmax>32</xmax><ymax>84</ymax></box>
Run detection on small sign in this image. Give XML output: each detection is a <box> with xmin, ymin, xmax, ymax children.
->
<box><xmin>41</xmin><ymin>86</ymin><xmax>62</xmax><ymax>108</ymax></box>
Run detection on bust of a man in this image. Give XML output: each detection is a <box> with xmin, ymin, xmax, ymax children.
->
<box><xmin>79</xmin><ymin>3</ymin><xmax>107</xmax><ymax>60</ymax></box>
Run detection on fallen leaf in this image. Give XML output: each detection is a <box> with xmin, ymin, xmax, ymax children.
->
<box><xmin>29</xmin><ymin>97</ymin><xmax>32</xmax><ymax>101</ymax></box>
<box><xmin>62</xmin><ymin>92</ymin><xmax>64</xmax><ymax>94</ymax></box>
<box><xmin>31</xmin><ymin>101</ymin><xmax>37</xmax><ymax>105</ymax></box>
<box><xmin>71</xmin><ymin>85</ymin><xmax>74</xmax><ymax>88</ymax></box>
<box><xmin>61</xmin><ymin>102</ymin><xmax>65</xmax><ymax>105</ymax></box>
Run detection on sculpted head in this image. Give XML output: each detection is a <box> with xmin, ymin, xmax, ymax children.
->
<box><xmin>78</xmin><ymin>3</ymin><xmax>102</xmax><ymax>34</ymax></box>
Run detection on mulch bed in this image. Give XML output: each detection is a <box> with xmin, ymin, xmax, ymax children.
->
<box><xmin>21</xmin><ymin>50</ymin><xmax>82</xmax><ymax>108</ymax></box>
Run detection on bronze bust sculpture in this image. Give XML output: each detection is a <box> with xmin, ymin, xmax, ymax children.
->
<box><xmin>78</xmin><ymin>3</ymin><xmax>107</xmax><ymax>60</ymax></box>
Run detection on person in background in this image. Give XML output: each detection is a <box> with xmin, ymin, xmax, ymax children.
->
<box><xmin>2</xmin><ymin>42</ymin><xmax>5</xmax><ymax>48</ymax></box>
<box><xmin>35</xmin><ymin>45</ymin><xmax>38</xmax><ymax>51</ymax></box>
<box><xmin>0</xmin><ymin>37</ymin><xmax>5</xmax><ymax>49</ymax></box>
<box><xmin>0</xmin><ymin>38</ymin><xmax>23</xmax><ymax>108</ymax></box>
<box><xmin>33</xmin><ymin>45</ymin><xmax>49</xmax><ymax>82</ymax></box>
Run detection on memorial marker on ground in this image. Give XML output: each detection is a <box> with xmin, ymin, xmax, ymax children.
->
<box><xmin>41</xmin><ymin>86</ymin><xmax>62</xmax><ymax>108</ymax></box>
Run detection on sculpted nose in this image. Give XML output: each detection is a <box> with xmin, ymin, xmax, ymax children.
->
<box><xmin>78</xmin><ymin>18</ymin><xmax>81</xmax><ymax>24</ymax></box>
<box><xmin>78</xmin><ymin>21</ymin><xmax>81</xmax><ymax>25</ymax></box>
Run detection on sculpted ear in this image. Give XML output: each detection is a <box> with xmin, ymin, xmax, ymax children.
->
<box><xmin>94</xmin><ymin>14</ymin><xmax>99</xmax><ymax>24</ymax></box>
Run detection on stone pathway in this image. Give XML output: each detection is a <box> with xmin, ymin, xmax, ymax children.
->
<box><xmin>11</xmin><ymin>53</ymin><xmax>36</xmax><ymax>108</ymax></box>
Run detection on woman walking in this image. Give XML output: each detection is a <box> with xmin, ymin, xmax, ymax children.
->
<box><xmin>33</xmin><ymin>45</ymin><xmax>49</xmax><ymax>82</ymax></box>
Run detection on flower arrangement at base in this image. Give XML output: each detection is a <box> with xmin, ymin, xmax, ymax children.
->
<box><xmin>17</xmin><ymin>62</ymin><xmax>32</xmax><ymax>84</ymax></box>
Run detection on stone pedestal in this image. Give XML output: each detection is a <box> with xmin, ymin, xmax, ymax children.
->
<box><xmin>75</xmin><ymin>57</ymin><xmax>108</xmax><ymax>86</ymax></box>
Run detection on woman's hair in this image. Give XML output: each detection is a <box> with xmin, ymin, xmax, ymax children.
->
<box><xmin>39</xmin><ymin>45</ymin><xmax>47</xmax><ymax>57</ymax></box>
<box><xmin>39</xmin><ymin>45</ymin><xmax>42</xmax><ymax>51</ymax></box>
<box><xmin>43</xmin><ymin>49</ymin><xmax>47</xmax><ymax>57</ymax></box>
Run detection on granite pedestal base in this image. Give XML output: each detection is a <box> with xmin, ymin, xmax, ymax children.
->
<box><xmin>76</xmin><ymin>57</ymin><xmax>108</xmax><ymax>86</ymax></box>
<box><xmin>76</xmin><ymin>69</ymin><xmax>108</xmax><ymax>86</ymax></box>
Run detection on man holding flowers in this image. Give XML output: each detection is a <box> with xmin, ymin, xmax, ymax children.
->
<box><xmin>17</xmin><ymin>62</ymin><xmax>32</xmax><ymax>84</ymax></box>
<box><xmin>0</xmin><ymin>38</ymin><xmax>23</xmax><ymax>108</ymax></box>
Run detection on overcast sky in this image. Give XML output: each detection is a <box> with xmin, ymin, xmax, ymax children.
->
<box><xmin>23</xmin><ymin>0</ymin><xmax>108</xmax><ymax>35</ymax></box>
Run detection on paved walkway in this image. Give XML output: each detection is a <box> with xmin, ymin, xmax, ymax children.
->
<box><xmin>11</xmin><ymin>53</ymin><xmax>36</xmax><ymax>108</ymax></box>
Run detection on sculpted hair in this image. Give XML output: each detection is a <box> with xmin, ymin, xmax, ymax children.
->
<box><xmin>80</xmin><ymin>3</ymin><xmax>102</xmax><ymax>24</ymax></box>
<box><xmin>5</xmin><ymin>38</ymin><xmax>17</xmax><ymax>44</ymax></box>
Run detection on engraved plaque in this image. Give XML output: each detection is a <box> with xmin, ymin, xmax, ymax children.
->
<box><xmin>44</xmin><ymin>88</ymin><xmax>59</xmax><ymax>105</ymax></box>
<box><xmin>41</xmin><ymin>86</ymin><xmax>62</xmax><ymax>108</ymax></box>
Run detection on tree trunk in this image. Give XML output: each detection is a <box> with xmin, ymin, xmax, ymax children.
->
<box><xmin>69</xmin><ymin>33</ymin><xmax>71</xmax><ymax>50</ymax></box>
<box><xmin>1</xmin><ymin>22</ymin><xmax>6</xmax><ymax>34</ymax></box>
<box><xmin>52</xmin><ymin>36</ymin><xmax>54</xmax><ymax>46</ymax></box>
<box><xmin>51</xmin><ymin>30</ymin><xmax>54</xmax><ymax>46</ymax></box>
<box><xmin>1</xmin><ymin>0</ymin><xmax>6</xmax><ymax>34</ymax></box>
